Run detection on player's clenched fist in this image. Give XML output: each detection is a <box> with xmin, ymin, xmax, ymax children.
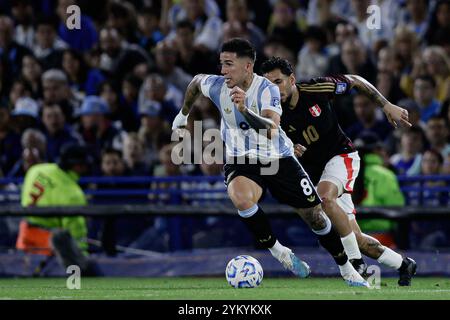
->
<box><xmin>294</xmin><ymin>144</ymin><xmax>307</xmax><ymax>157</ymax></box>
<box><xmin>230</xmin><ymin>86</ymin><xmax>246</xmax><ymax>112</ymax></box>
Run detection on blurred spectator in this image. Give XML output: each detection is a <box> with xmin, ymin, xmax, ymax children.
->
<box><xmin>107</xmin><ymin>1</ymin><xmax>139</xmax><ymax>44</ymax></box>
<box><xmin>327</xmin><ymin>22</ymin><xmax>357</xmax><ymax>56</ymax></box>
<box><xmin>352</xmin><ymin>132</ymin><xmax>405</xmax><ymax>248</ymax></box>
<box><xmin>166</xmin><ymin>0</ymin><xmax>223</xmax><ymax>52</ymax></box>
<box><xmin>99</xmin><ymin>80</ymin><xmax>137</xmax><ymax>133</ymax></box>
<box><xmin>349</xmin><ymin>0</ymin><xmax>392</xmax><ymax>50</ymax></box>
<box><xmin>119</xmin><ymin>74</ymin><xmax>142</xmax><ymax>130</ymax></box>
<box><xmin>0</xmin><ymin>105</ymin><xmax>22</xmax><ymax>176</ymax></box>
<box><xmin>41</xmin><ymin>103</ymin><xmax>82</xmax><ymax>162</ymax></box>
<box><xmin>262</xmin><ymin>37</ymin><xmax>297</xmax><ymax>70</ymax></box>
<box><xmin>7</xmin><ymin>128</ymin><xmax>46</xmax><ymax>178</ymax></box>
<box><xmin>376</xmin><ymin>69</ymin><xmax>406</xmax><ymax>105</ymax></box>
<box><xmin>345</xmin><ymin>93</ymin><xmax>393</xmax><ymax>143</ymax></box>
<box><xmin>33</xmin><ymin>15</ymin><xmax>68</xmax><ymax>70</ymax></box>
<box><xmin>42</xmin><ymin>68</ymin><xmax>81</xmax><ymax>123</ymax></box>
<box><xmin>223</xmin><ymin>0</ymin><xmax>265</xmax><ymax>52</ymax></box>
<box><xmin>267</xmin><ymin>0</ymin><xmax>303</xmax><ymax>55</ymax></box>
<box><xmin>172</xmin><ymin>20</ymin><xmax>217</xmax><ymax>76</ymax></box>
<box><xmin>153</xmin><ymin>41</ymin><xmax>193</xmax><ymax>93</ymax></box>
<box><xmin>390</xmin><ymin>126</ymin><xmax>425</xmax><ymax>176</ymax></box>
<box><xmin>307</xmin><ymin>0</ymin><xmax>352</xmax><ymax>27</ymax></box>
<box><xmin>138</xmin><ymin>99</ymin><xmax>172</xmax><ymax>170</ymax></box>
<box><xmin>16</xmin><ymin>144</ymin><xmax>94</xmax><ymax>275</ymax></box>
<box><xmin>409</xmin><ymin>147</ymin><xmax>449</xmax><ymax>249</ymax></box>
<box><xmin>0</xmin><ymin>15</ymin><xmax>32</xmax><ymax>75</ymax></box>
<box><xmin>56</xmin><ymin>0</ymin><xmax>98</xmax><ymax>52</ymax></box>
<box><xmin>136</xmin><ymin>5</ymin><xmax>165</xmax><ymax>52</ymax></box>
<box><xmin>10</xmin><ymin>96</ymin><xmax>40</xmax><ymax>135</ymax></box>
<box><xmin>295</xmin><ymin>25</ymin><xmax>330</xmax><ymax>81</ymax></box>
<box><xmin>400</xmin><ymin>50</ymin><xmax>428</xmax><ymax>98</ymax></box>
<box><xmin>327</xmin><ymin>37</ymin><xmax>377</xmax><ymax>84</ymax></box>
<box><xmin>11</xmin><ymin>0</ymin><xmax>35</xmax><ymax>48</ymax></box>
<box><xmin>139</xmin><ymin>73</ymin><xmax>180</xmax><ymax>124</ymax></box>
<box><xmin>425</xmin><ymin>115</ymin><xmax>450</xmax><ymax>159</ymax></box>
<box><xmin>424</xmin><ymin>0</ymin><xmax>450</xmax><ymax>46</ymax></box>
<box><xmin>390</xmin><ymin>29</ymin><xmax>418</xmax><ymax>75</ymax></box>
<box><xmin>422</xmin><ymin>46</ymin><xmax>450</xmax><ymax>103</ymax></box>
<box><xmin>413</xmin><ymin>75</ymin><xmax>442</xmax><ymax>123</ymax></box>
<box><xmin>75</xmin><ymin>95</ymin><xmax>125</xmax><ymax>165</ymax></box>
<box><xmin>122</xmin><ymin>132</ymin><xmax>150</xmax><ymax>175</ymax></box>
<box><xmin>62</xmin><ymin>48</ymin><xmax>105</xmax><ymax>96</ymax></box>
<box><xmin>8</xmin><ymin>78</ymin><xmax>32</xmax><ymax>109</ymax></box>
<box><xmin>99</xmin><ymin>27</ymin><xmax>151</xmax><ymax>84</ymax></box>
<box><xmin>398</xmin><ymin>0</ymin><xmax>430</xmax><ymax>40</ymax></box>
<box><xmin>21</xmin><ymin>54</ymin><xmax>43</xmax><ymax>99</ymax></box>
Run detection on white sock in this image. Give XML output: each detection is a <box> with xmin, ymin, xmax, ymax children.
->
<box><xmin>377</xmin><ymin>247</ymin><xmax>403</xmax><ymax>270</ymax></box>
<box><xmin>268</xmin><ymin>240</ymin><xmax>287</xmax><ymax>259</ymax></box>
<box><xmin>341</xmin><ymin>232</ymin><xmax>362</xmax><ymax>260</ymax></box>
<box><xmin>338</xmin><ymin>261</ymin><xmax>354</xmax><ymax>276</ymax></box>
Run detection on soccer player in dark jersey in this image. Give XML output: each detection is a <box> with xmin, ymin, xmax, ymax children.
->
<box><xmin>261</xmin><ymin>57</ymin><xmax>417</xmax><ymax>286</ymax></box>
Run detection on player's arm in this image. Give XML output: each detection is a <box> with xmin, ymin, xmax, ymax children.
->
<box><xmin>230</xmin><ymin>86</ymin><xmax>278</xmax><ymax>139</ymax></box>
<box><xmin>344</xmin><ymin>74</ymin><xmax>411</xmax><ymax>128</ymax></box>
<box><xmin>171</xmin><ymin>74</ymin><xmax>206</xmax><ymax>131</ymax></box>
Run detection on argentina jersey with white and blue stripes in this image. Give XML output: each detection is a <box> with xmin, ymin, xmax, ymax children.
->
<box><xmin>200</xmin><ymin>73</ymin><xmax>294</xmax><ymax>161</ymax></box>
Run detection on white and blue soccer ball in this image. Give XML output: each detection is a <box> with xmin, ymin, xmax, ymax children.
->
<box><xmin>225</xmin><ymin>255</ymin><xmax>264</xmax><ymax>288</ymax></box>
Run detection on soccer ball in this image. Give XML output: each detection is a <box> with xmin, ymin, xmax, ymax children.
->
<box><xmin>225</xmin><ymin>255</ymin><xmax>264</xmax><ymax>288</ymax></box>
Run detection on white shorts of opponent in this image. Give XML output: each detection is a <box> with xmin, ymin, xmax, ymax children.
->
<box><xmin>318</xmin><ymin>151</ymin><xmax>360</xmax><ymax>221</ymax></box>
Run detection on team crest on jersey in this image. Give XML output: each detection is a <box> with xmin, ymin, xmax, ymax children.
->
<box><xmin>224</xmin><ymin>107</ymin><xmax>232</xmax><ymax>114</ymax></box>
<box><xmin>309</xmin><ymin>104</ymin><xmax>321</xmax><ymax>117</ymax></box>
<box><xmin>335</xmin><ymin>82</ymin><xmax>347</xmax><ymax>94</ymax></box>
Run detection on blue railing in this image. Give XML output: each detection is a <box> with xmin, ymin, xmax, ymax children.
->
<box><xmin>0</xmin><ymin>175</ymin><xmax>449</xmax><ymax>205</ymax></box>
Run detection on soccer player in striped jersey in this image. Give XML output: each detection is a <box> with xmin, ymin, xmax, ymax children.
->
<box><xmin>172</xmin><ymin>38</ymin><xmax>369</xmax><ymax>287</ymax></box>
<box><xmin>262</xmin><ymin>57</ymin><xmax>417</xmax><ymax>286</ymax></box>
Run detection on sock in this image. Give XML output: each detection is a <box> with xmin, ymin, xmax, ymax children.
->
<box><xmin>238</xmin><ymin>205</ymin><xmax>277</xmax><ymax>249</ymax></box>
<box><xmin>341</xmin><ymin>232</ymin><xmax>362</xmax><ymax>260</ymax></box>
<box><xmin>268</xmin><ymin>240</ymin><xmax>286</xmax><ymax>260</ymax></box>
<box><xmin>309</xmin><ymin>213</ymin><xmax>348</xmax><ymax>266</ymax></box>
<box><xmin>338</xmin><ymin>261</ymin><xmax>355</xmax><ymax>276</ymax></box>
<box><xmin>317</xmin><ymin>227</ymin><xmax>348</xmax><ymax>266</ymax></box>
<box><xmin>377</xmin><ymin>247</ymin><xmax>403</xmax><ymax>270</ymax></box>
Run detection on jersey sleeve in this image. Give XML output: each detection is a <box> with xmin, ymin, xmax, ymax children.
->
<box><xmin>260</xmin><ymin>84</ymin><xmax>282</xmax><ymax>115</ymax></box>
<box><xmin>298</xmin><ymin>75</ymin><xmax>352</xmax><ymax>98</ymax></box>
<box><xmin>200</xmin><ymin>75</ymin><xmax>221</xmax><ymax>99</ymax></box>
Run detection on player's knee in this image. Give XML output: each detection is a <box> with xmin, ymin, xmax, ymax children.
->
<box><xmin>320</xmin><ymin>196</ymin><xmax>336</xmax><ymax>212</ymax></box>
<box><xmin>229</xmin><ymin>192</ymin><xmax>256</xmax><ymax>211</ymax></box>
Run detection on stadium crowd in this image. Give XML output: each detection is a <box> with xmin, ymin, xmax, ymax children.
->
<box><xmin>0</xmin><ymin>0</ymin><xmax>449</xmax><ymax>252</ymax></box>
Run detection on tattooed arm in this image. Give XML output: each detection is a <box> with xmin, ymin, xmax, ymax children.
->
<box><xmin>172</xmin><ymin>74</ymin><xmax>205</xmax><ymax>131</ymax></box>
<box><xmin>344</xmin><ymin>74</ymin><xmax>411</xmax><ymax>128</ymax></box>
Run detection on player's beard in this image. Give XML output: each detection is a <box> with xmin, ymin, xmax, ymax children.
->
<box><xmin>283</xmin><ymin>93</ymin><xmax>293</xmax><ymax>107</ymax></box>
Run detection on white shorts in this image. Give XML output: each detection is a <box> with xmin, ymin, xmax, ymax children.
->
<box><xmin>336</xmin><ymin>193</ymin><xmax>356</xmax><ymax>220</ymax></box>
<box><xmin>319</xmin><ymin>151</ymin><xmax>360</xmax><ymax>197</ymax></box>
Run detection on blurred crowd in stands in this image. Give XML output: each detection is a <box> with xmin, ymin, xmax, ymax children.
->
<box><xmin>0</xmin><ymin>0</ymin><xmax>448</xmax><ymax>199</ymax></box>
<box><xmin>0</xmin><ymin>0</ymin><xmax>449</xmax><ymax>253</ymax></box>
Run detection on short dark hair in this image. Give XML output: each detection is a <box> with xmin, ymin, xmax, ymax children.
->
<box><xmin>101</xmin><ymin>147</ymin><xmax>123</xmax><ymax>159</ymax></box>
<box><xmin>176</xmin><ymin>19</ymin><xmax>195</xmax><ymax>32</ymax></box>
<box><xmin>260</xmin><ymin>56</ymin><xmax>294</xmax><ymax>76</ymax></box>
<box><xmin>415</xmin><ymin>75</ymin><xmax>436</xmax><ymax>88</ymax></box>
<box><xmin>221</xmin><ymin>38</ymin><xmax>256</xmax><ymax>62</ymax></box>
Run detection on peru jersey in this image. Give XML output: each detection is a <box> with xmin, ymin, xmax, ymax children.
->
<box><xmin>200</xmin><ymin>74</ymin><xmax>293</xmax><ymax>161</ymax></box>
<box><xmin>280</xmin><ymin>75</ymin><xmax>356</xmax><ymax>184</ymax></box>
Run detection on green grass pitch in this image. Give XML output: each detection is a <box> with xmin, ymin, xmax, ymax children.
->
<box><xmin>0</xmin><ymin>277</ymin><xmax>449</xmax><ymax>300</ymax></box>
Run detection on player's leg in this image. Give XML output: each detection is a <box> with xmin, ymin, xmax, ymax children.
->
<box><xmin>337</xmin><ymin>193</ymin><xmax>417</xmax><ymax>286</ymax></box>
<box><xmin>227</xmin><ymin>175</ymin><xmax>310</xmax><ymax>278</ymax></box>
<box><xmin>296</xmin><ymin>204</ymin><xmax>369</xmax><ymax>287</ymax></box>
<box><xmin>348</xmin><ymin>216</ymin><xmax>417</xmax><ymax>286</ymax></box>
<box><xmin>318</xmin><ymin>153</ymin><xmax>365</xmax><ymax>268</ymax></box>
